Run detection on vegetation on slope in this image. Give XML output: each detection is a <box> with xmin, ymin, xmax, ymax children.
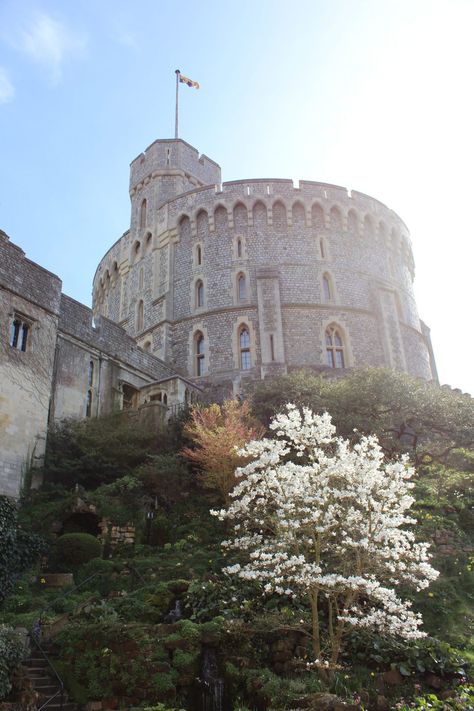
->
<box><xmin>0</xmin><ymin>369</ymin><xmax>472</xmax><ymax>710</ymax></box>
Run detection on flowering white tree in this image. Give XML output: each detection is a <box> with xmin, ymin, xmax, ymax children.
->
<box><xmin>213</xmin><ymin>405</ymin><xmax>439</xmax><ymax>668</ymax></box>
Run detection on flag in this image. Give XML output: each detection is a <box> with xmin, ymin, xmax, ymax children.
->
<box><xmin>179</xmin><ymin>73</ymin><xmax>200</xmax><ymax>89</ymax></box>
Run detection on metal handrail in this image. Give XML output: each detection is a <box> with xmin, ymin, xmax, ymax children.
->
<box><xmin>30</xmin><ymin>632</ymin><xmax>64</xmax><ymax>711</ymax></box>
<box><xmin>37</xmin><ymin>571</ymin><xmax>104</xmax><ymax>624</ymax></box>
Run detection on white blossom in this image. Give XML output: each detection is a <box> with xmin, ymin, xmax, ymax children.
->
<box><xmin>213</xmin><ymin>405</ymin><xmax>438</xmax><ymax>654</ymax></box>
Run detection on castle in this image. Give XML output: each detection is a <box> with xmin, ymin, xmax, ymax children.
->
<box><xmin>0</xmin><ymin>137</ymin><xmax>437</xmax><ymax>498</ymax></box>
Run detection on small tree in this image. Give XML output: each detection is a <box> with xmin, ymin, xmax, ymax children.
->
<box><xmin>214</xmin><ymin>405</ymin><xmax>439</xmax><ymax>669</ymax></box>
<box><xmin>182</xmin><ymin>400</ymin><xmax>265</xmax><ymax>505</ymax></box>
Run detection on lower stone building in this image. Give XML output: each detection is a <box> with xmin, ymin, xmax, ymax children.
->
<box><xmin>0</xmin><ymin>135</ymin><xmax>439</xmax><ymax>498</ymax></box>
<box><xmin>0</xmin><ymin>230</ymin><xmax>199</xmax><ymax>497</ymax></box>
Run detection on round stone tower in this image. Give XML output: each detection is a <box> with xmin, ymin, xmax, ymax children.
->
<box><xmin>93</xmin><ymin>138</ymin><xmax>437</xmax><ymax>397</ymax></box>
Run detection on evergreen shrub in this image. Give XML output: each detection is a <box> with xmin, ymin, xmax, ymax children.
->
<box><xmin>55</xmin><ymin>533</ymin><xmax>101</xmax><ymax>570</ymax></box>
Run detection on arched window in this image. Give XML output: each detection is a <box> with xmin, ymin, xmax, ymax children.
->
<box><xmin>322</xmin><ymin>274</ymin><xmax>332</xmax><ymax>302</ymax></box>
<box><xmin>139</xmin><ymin>268</ymin><xmax>144</xmax><ymax>290</ymax></box>
<box><xmin>238</xmin><ymin>273</ymin><xmax>246</xmax><ymax>301</ymax></box>
<box><xmin>239</xmin><ymin>326</ymin><xmax>251</xmax><ymax>370</ymax></box>
<box><xmin>140</xmin><ymin>199</ymin><xmax>147</xmax><ymax>228</ymax></box>
<box><xmin>196</xmin><ymin>244</ymin><xmax>202</xmax><ymax>265</ymax></box>
<box><xmin>196</xmin><ymin>280</ymin><xmax>204</xmax><ymax>308</ymax></box>
<box><xmin>237</xmin><ymin>239</ymin><xmax>242</xmax><ymax>258</ymax></box>
<box><xmin>325</xmin><ymin>326</ymin><xmax>345</xmax><ymax>369</ymax></box>
<box><xmin>137</xmin><ymin>300</ymin><xmax>144</xmax><ymax>332</ymax></box>
<box><xmin>320</xmin><ymin>238</ymin><xmax>326</xmax><ymax>259</ymax></box>
<box><xmin>195</xmin><ymin>332</ymin><xmax>205</xmax><ymax>376</ymax></box>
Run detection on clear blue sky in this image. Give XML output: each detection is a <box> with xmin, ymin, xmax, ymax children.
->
<box><xmin>1</xmin><ymin>0</ymin><xmax>473</xmax><ymax>394</ymax></box>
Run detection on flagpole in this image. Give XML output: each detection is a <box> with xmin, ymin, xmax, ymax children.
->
<box><xmin>174</xmin><ymin>69</ymin><xmax>180</xmax><ymax>139</ymax></box>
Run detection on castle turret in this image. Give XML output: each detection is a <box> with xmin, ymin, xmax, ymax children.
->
<box><xmin>129</xmin><ymin>139</ymin><xmax>221</xmax><ymax>235</ymax></box>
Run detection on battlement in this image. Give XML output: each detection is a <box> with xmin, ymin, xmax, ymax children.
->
<box><xmin>129</xmin><ymin>138</ymin><xmax>221</xmax><ymax>193</ymax></box>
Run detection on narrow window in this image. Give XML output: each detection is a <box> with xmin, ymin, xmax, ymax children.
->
<box><xmin>137</xmin><ymin>300</ymin><xmax>144</xmax><ymax>331</ymax></box>
<box><xmin>19</xmin><ymin>323</ymin><xmax>28</xmax><ymax>352</ymax></box>
<box><xmin>86</xmin><ymin>389</ymin><xmax>92</xmax><ymax>418</ymax></box>
<box><xmin>326</xmin><ymin>326</ymin><xmax>345</xmax><ymax>369</ymax></box>
<box><xmin>10</xmin><ymin>319</ymin><xmax>20</xmax><ymax>348</ymax></box>
<box><xmin>239</xmin><ymin>326</ymin><xmax>251</xmax><ymax>370</ymax></box>
<box><xmin>270</xmin><ymin>334</ymin><xmax>275</xmax><ymax>361</ymax></box>
<box><xmin>139</xmin><ymin>268</ymin><xmax>144</xmax><ymax>290</ymax></box>
<box><xmin>197</xmin><ymin>244</ymin><xmax>202</xmax><ymax>265</ymax></box>
<box><xmin>88</xmin><ymin>360</ymin><xmax>94</xmax><ymax>387</ymax></box>
<box><xmin>323</xmin><ymin>274</ymin><xmax>332</xmax><ymax>302</ymax></box>
<box><xmin>10</xmin><ymin>318</ymin><xmax>29</xmax><ymax>352</ymax></box>
<box><xmin>238</xmin><ymin>274</ymin><xmax>246</xmax><ymax>300</ymax></box>
<box><xmin>140</xmin><ymin>199</ymin><xmax>147</xmax><ymax>228</ymax></box>
<box><xmin>196</xmin><ymin>333</ymin><xmax>205</xmax><ymax>376</ymax></box>
<box><xmin>320</xmin><ymin>238</ymin><xmax>325</xmax><ymax>259</ymax></box>
<box><xmin>237</xmin><ymin>239</ymin><xmax>242</xmax><ymax>258</ymax></box>
<box><xmin>163</xmin><ymin>393</ymin><xmax>168</xmax><ymax>405</ymax></box>
<box><xmin>196</xmin><ymin>280</ymin><xmax>204</xmax><ymax>308</ymax></box>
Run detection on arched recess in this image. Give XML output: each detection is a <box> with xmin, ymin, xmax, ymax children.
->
<box><xmin>364</xmin><ymin>214</ymin><xmax>375</xmax><ymax>239</ymax></box>
<box><xmin>378</xmin><ymin>220</ymin><xmax>387</xmax><ymax>243</ymax></box>
<box><xmin>131</xmin><ymin>240</ymin><xmax>141</xmax><ymax>264</ymax></box>
<box><xmin>347</xmin><ymin>209</ymin><xmax>359</xmax><ymax>235</ymax></box>
<box><xmin>252</xmin><ymin>201</ymin><xmax>267</xmax><ymax>229</ymax></box>
<box><xmin>179</xmin><ymin>215</ymin><xmax>191</xmax><ymax>240</ymax></box>
<box><xmin>330</xmin><ymin>205</ymin><xmax>343</xmax><ymax>232</ymax></box>
<box><xmin>322</xmin><ymin>271</ymin><xmax>336</xmax><ymax>303</ymax></box>
<box><xmin>272</xmin><ymin>201</ymin><xmax>287</xmax><ymax>232</ymax></box>
<box><xmin>292</xmin><ymin>201</ymin><xmax>306</xmax><ymax>228</ymax></box>
<box><xmin>136</xmin><ymin>299</ymin><xmax>144</xmax><ymax>332</ymax></box>
<box><xmin>140</xmin><ymin>198</ymin><xmax>147</xmax><ymax>229</ymax></box>
<box><xmin>233</xmin><ymin>202</ymin><xmax>248</xmax><ymax>230</ymax></box>
<box><xmin>311</xmin><ymin>203</ymin><xmax>325</xmax><ymax>230</ymax></box>
<box><xmin>214</xmin><ymin>205</ymin><xmax>228</xmax><ymax>231</ymax></box>
<box><xmin>196</xmin><ymin>210</ymin><xmax>209</xmax><ymax>240</ymax></box>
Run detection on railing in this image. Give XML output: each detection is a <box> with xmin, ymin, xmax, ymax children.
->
<box><xmin>30</xmin><ymin>631</ymin><xmax>64</xmax><ymax>711</ymax></box>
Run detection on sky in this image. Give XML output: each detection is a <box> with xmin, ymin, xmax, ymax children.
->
<box><xmin>0</xmin><ymin>0</ymin><xmax>473</xmax><ymax>394</ymax></box>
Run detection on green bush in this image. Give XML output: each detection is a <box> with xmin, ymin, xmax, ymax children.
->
<box><xmin>55</xmin><ymin>533</ymin><xmax>101</xmax><ymax>570</ymax></box>
<box><xmin>0</xmin><ymin>625</ymin><xmax>27</xmax><ymax>699</ymax></box>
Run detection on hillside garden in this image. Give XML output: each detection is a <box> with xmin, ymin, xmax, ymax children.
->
<box><xmin>0</xmin><ymin>369</ymin><xmax>473</xmax><ymax>711</ymax></box>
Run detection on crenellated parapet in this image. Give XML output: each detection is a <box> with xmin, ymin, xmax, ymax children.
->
<box><xmin>92</xmin><ymin>140</ymin><xmax>434</xmax><ymax>391</ymax></box>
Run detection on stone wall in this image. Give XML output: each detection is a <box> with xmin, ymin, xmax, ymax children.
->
<box><xmin>93</xmin><ymin>144</ymin><xmax>435</xmax><ymax>392</ymax></box>
<box><xmin>0</xmin><ymin>231</ymin><xmax>61</xmax><ymax>496</ymax></box>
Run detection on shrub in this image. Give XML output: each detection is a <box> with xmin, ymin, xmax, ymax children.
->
<box><xmin>55</xmin><ymin>533</ymin><xmax>101</xmax><ymax>570</ymax></box>
<box><xmin>0</xmin><ymin>625</ymin><xmax>27</xmax><ymax>699</ymax></box>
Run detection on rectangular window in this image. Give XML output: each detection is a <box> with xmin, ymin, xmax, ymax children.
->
<box><xmin>241</xmin><ymin>350</ymin><xmax>251</xmax><ymax>370</ymax></box>
<box><xmin>270</xmin><ymin>334</ymin><xmax>275</xmax><ymax>361</ymax></box>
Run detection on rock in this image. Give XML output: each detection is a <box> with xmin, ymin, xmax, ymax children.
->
<box><xmin>440</xmin><ymin>690</ymin><xmax>455</xmax><ymax>700</ymax></box>
<box><xmin>292</xmin><ymin>692</ymin><xmax>340</xmax><ymax>710</ymax></box>
<box><xmin>155</xmin><ymin>623</ymin><xmax>178</xmax><ymax>636</ymax></box>
<box><xmin>382</xmin><ymin>669</ymin><xmax>403</xmax><ymax>685</ymax></box>
<box><xmin>425</xmin><ymin>673</ymin><xmax>443</xmax><ymax>689</ymax></box>
<box><xmin>376</xmin><ymin>695</ymin><xmax>388</xmax><ymax>710</ymax></box>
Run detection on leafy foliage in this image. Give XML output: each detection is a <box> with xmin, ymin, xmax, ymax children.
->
<box><xmin>248</xmin><ymin>368</ymin><xmax>474</xmax><ymax>465</ymax></box>
<box><xmin>182</xmin><ymin>399</ymin><xmax>265</xmax><ymax>504</ymax></box>
<box><xmin>0</xmin><ymin>625</ymin><xmax>27</xmax><ymax>699</ymax></box>
<box><xmin>217</xmin><ymin>406</ymin><xmax>439</xmax><ymax>668</ymax></box>
<box><xmin>42</xmin><ymin>414</ymin><xmax>165</xmax><ymax>488</ymax></box>
<box><xmin>54</xmin><ymin>532</ymin><xmax>101</xmax><ymax>570</ymax></box>
<box><xmin>0</xmin><ymin>496</ymin><xmax>45</xmax><ymax>603</ymax></box>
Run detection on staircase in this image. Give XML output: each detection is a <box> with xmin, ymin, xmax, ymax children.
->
<box><xmin>25</xmin><ymin>642</ymin><xmax>78</xmax><ymax>711</ymax></box>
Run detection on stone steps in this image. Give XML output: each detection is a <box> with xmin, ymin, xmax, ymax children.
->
<box><xmin>25</xmin><ymin>641</ymin><xmax>78</xmax><ymax>711</ymax></box>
